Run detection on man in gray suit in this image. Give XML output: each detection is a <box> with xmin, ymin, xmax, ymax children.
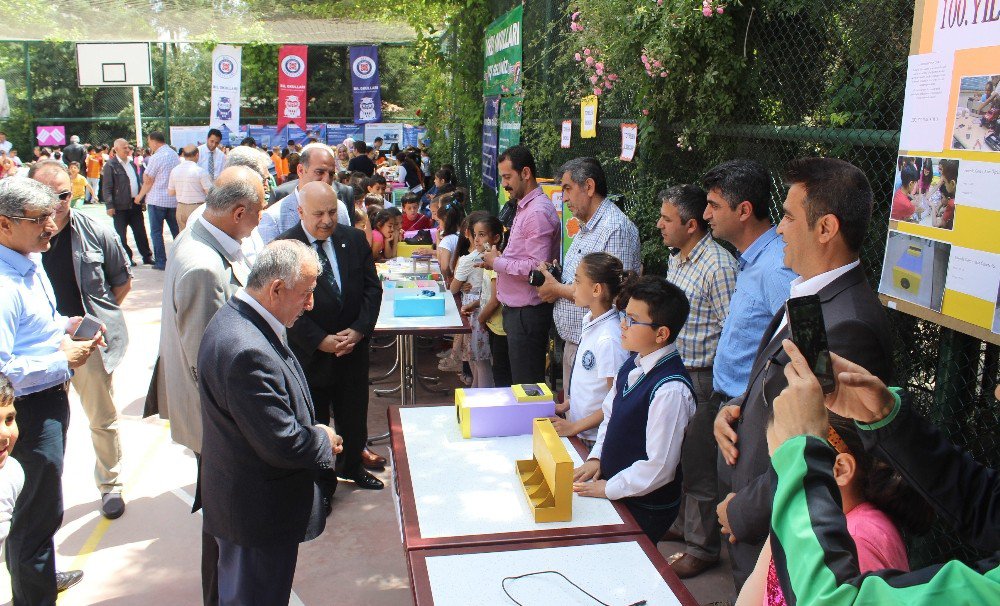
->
<box><xmin>198</xmin><ymin>240</ymin><xmax>343</xmax><ymax>605</ymax></box>
<box><xmin>714</xmin><ymin>157</ymin><xmax>893</xmax><ymax>590</ymax></box>
<box><xmin>144</xmin><ymin>165</ymin><xmax>264</xmax><ymax>605</ymax></box>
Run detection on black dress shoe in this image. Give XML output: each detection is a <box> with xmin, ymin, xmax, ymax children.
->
<box><xmin>322</xmin><ymin>496</ymin><xmax>333</xmax><ymax>517</ymax></box>
<box><xmin>56</xmin><ymin>570</ymin><xmax>84</xmax><ymax>592</ymax></box>
<box><xmin>101</xmin><ymin>492</ymin><xmax>125</xmax><ymax>519</ymax></box>
<box><xmin>346</xmin><ymin>470</ymin><xmax>384</xmax><ymax>490</ymax></box>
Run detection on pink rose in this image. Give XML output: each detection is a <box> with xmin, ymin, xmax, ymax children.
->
<box><xmin>590</xmin><ymin>75</ymin><xmax>599</xmax><ymax>84</ymax></box>
<box><xmin>660</xmin><ymin>71</ymin><xmax>668</xmax><ymax>77</ymax></box>
<box><xmin>584</xmin><ymin>48</ymin><xmax>591</xmax><ymax>56</ymax></box>
<box><xmin>657</xmin><ymin>0</ymin><xmax>663</xmax><ymax>4</ymax></box>
<box><xmin>603</xmin><ymin>81</ymin><xmax>612</xmax><ymax>90</ymax></box>
<box><xmin>653</xmin><ymin>60</ymin><xmax>661</xmax><ymax>68</ymax></box>
<box><xmin>609</xmin><ymin>74</ymin><xmax>619</xmax><ymax>81</ymax></box>
<box><xmin>703</xmin><ymin>7</ymin><xmax>713</xmax><ymax>16</ymax></box>
<box><xmin>642</xmin><ymin>109</ymin><xmax>650</xmax><ymax>115</ymax></box>
<box><xmin>641</xmin><ymin>54</ymin><xmax>648</xmax><ymax>63</ymax></box>
<box><xmin>717</xmin><ymin>6</ymin><xmax>724</xmax><ymax>13</ymax></box>
<box><xmin>585</xmin><ymin>56</ymin><xmax>594</xmax><ymax>66</ymax></box>
<box><xmin>596</xmin><ymin>67</ymin><xmax>604</xmax><ymax>76</ymax></box>
<box><xmin>594</xmin><ymin>87</ymin><xmax>603</xmax><ymax>96</ymax></box>
<box><xmin>574</xmin><ymin>53</ymin><xmax>582</xmax><ymax>61</ymax></box>
<box><xmin>596</xmin><ymin>62</ymin><xmax>604</xmax><ymax>70</ymax></box>
<box><xmin>572</xmin><ymin>11</ymin><xmax>580</xmax><ymax>20</ymax></box>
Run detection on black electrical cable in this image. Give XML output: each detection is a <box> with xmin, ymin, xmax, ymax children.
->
<box><xmin>500</xmin><ymin>570</ymin><xmax>647</xmax><ymax>606</ymax></box>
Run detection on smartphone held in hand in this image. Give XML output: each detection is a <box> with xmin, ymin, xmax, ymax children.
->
<box><xmin>785</xmin><ymin>295</ymin><xmax>835</xmax><ymax>394</ymax></box>
<box><xmin>72</xmin><ymin>313</ymin><xmax>102</xmax><ymax>341</ymax></box>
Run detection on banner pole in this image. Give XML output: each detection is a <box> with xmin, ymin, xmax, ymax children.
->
<box><xmin>132</xmin><ymin>86</ymin><xmax>143</xmax><ymax>148</ymax></box>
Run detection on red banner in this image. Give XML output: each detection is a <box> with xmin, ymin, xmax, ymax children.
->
<box><xmin>277</xmin><ymin>45</ymin><xmax>308</xmax><ymax>132</ymax></box>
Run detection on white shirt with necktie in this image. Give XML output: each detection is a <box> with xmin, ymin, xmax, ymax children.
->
<box><xmin>197</xmin><ymin>144</ymin><xmax>225</xmax><ymax>181</ymax></box>
<box><xmin>773</xmin><ymin>259</ymin><xmax>860</xmax><ymax>336</ymax></box>
<box><xmin>198</xmin><ymin>217</ymin><xmax>250</xmax><ymax>286</ymax></box>
<box><xmin>302</xmin><ymin>222</ymin><xmax>342</xmax><ymax>290</ymax></box>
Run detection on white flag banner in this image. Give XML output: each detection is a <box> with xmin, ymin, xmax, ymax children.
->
<box><xmin>560</xmin><ymin>120</ymin><xmax>572</xmax><ymax>149</ymax></box>
<box><xmin>210</xmin><ymin>45</ymin><xmax>242</xmax><ymax>136</ymax></box>
<box><xmin>0</xmin><ymin>80</ymin><xmax>9</xmax><ymax>119</ymax></box>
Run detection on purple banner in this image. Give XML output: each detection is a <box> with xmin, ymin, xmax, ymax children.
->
<box><xmin>349</xmin><ymin>46</ymin><xmax>382</xmax><ymax>125</ymax></box>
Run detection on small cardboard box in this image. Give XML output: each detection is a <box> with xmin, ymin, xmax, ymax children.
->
<box><xmin>393</xmin><ymin>290</ymin><xmax>446</xmax><ymax>317</ymax></box>
<box><xmin>516</xmin><ymin>418</ymin><xmax>573</xmax><ymax>523</ymax></box>
<box><xmin>455</xmin><ymin>386</ymin><xmax>556</xmax><ymax>438</ymax></box>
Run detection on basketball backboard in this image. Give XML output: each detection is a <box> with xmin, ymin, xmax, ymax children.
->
<box><xmin>76</xmin><ymin>43</ymin><xmax>152</xmax><ymax>87</ymax></box>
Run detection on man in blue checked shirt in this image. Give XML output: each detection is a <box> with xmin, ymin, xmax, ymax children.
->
<box><xmin>0</xmin><ymin>178</ymin><xmax>102</xmax><ymax>603</ymax></box>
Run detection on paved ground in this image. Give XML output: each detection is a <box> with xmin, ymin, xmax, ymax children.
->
<box><xmin>0</xmin><ymin>205</ymin><xmax>737</xmax><ymax>605</ymax></box>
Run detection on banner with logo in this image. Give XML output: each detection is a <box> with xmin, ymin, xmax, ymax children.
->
<box><xmin>497</xmin><ymin>95</ymin><xmax>523</xmax><ymax>154</ymax></box>
<box><xmin>36</xmin><ymin>126</ymin><xmax>66</xmax><ymax>147</ymax></box>
<box><xmin>482</xmin><ymin>96</ymin><xmax>500</xmax><ymax>190</ymax></box>
<box><xmin>210</xmin><ymin>45</ymin><xmax>242</xmax><ymax>136</ymax></box>
<box><xmin>277</xmin><ymin>45</ymin><xmax>308</xmax><ymax>132</ymax></box>
<box><xmin>484</xmin><ymin>5</ymin><xmax>523</xmax><ymax>96</ymax></box>
<box><xmin>349</xmin><ymin>46</ymin><xmax>382</xmax><ymax>125</ymax></box>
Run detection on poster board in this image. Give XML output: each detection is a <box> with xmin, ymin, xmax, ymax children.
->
<box><xmin>877</xmin><ymin>0</ymin><xmax>1000</xmax><ymax>344</ymax></box>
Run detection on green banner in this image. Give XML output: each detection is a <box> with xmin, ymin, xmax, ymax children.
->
<box><xmin>484</xmin><ymin>5</ymin><xmax>523</xmax><ymax>96</ymax></box>
<box><xmin>497</xmin><ymin>95</ymin><xmax>523</xmax><ymax>153</ymax></box>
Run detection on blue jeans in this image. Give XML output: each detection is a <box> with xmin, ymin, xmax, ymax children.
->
<box><xmin>147</xmin><ymin>204</ymin><xmax>179</xmax><ymax>268</ymax></box>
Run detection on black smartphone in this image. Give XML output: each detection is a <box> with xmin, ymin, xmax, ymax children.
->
<box><xmin>521</xmin><ymin>384</ymin><xmax>543</xmax><ymax>397</ymax></box>
<box><xmin>785</xmin><ymin>295</ymin><xmax>835</xmax><ymax>394</ymax></box>
<box><xmin>72</xmin><ymin>313</ymin><xmax>102</xmax><ymax>341</ymax></box>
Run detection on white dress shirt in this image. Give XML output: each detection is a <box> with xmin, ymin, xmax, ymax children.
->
<box><xmin>302</xmin><ymin>222</ymin><xmax>342</xmax><ymax>289</ymax></box>
<box><xmin>198</xmin><ymin>217</ymin><xmax>250</xmax><ymax>284</ymax></box>
<box><xmin>119</xmin><ymin>156</ymin><xmax>139</xmax><ymax>197</ymax></box>
<box><xmin>197</xmin><ymin>144</ymin><xmax>225</xmax><ymax>180</ymax></box>
<box><xmin>589</xmin><ymin>343</ymin><xmax>696</xmax><ymax>501</ymax></box>
<box><xmin>233</xmin><ymin>289</ymin><xmax>286</xmax><ymax>343</ymax></box>
<box><xmin>774</xmin><ymin>259</ymin><xmax>860</xmax><ymax>335</ymax></box>
<box><xmin>168</xmin><ymin>159</ymin><xmax>213</xmax><ymax>204</ymax></box>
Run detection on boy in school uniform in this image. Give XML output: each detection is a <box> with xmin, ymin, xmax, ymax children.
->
<box><xmin>573</xmin><ymin>276</ymin><xmax>695</xmax><ymax>542</ymax></box>
<box><xmin>0</xmin><ymin>375</ymin><xmax>24</xmax><ymax>556</ymax></box>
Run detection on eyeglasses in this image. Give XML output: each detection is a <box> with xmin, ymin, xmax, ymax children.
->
<box><xmin>619</xmin><ymin>311</ymin><xmax>662</xmax><ymax>329</ymax></box>
<box><xmin>3</xmin><ymin>213</ymin><xmax>55</xmax><ymax>225</ymax></box>
<box><xmin>55</xmin><ymin>190</ymin><xmax>72</xmax><ymax>201</ymax></box>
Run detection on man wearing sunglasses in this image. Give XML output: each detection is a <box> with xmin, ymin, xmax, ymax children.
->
<box><xmin>31</xmin><ymin>160</ymin><xmax>132</xmax><ymax>522</ymax></box>
<box><xmin>0</xmin><ymin>177</ymin><xmax>101</xmax><ymax>602</ymax></box>
<box><xmin>101</xmin><ymin>138</ymin><xmax>153</xmax><ymax>267</ymax></box>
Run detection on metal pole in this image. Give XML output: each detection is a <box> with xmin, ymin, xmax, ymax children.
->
<box><xmin>162</xmin><ymin>43</ymin><xmax>170</xmax><ymax>135</ymax></box>
<box><xmin>132</xmin><ymin>86</ymin><xmax>142</xmax><ymax>148</ymax></box>
<box><xmin>23</xmin><ymin>43</ymin><xmax>33</xmax><ymax>147</ymax></box>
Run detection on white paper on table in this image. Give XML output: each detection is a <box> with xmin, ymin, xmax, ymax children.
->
<box><xmin>945</xmin><ymin>247</ymin><xmax>1000</xmax><ymax>302</ymax></box>
<box><xmin>956</xmin><ymin>160</ymin><xmax>1000</xmax><ymax>211</ymax></box>
<box><xmin>620</xmin><ymin>123</ymin><xmax>638</xmax><ymax>161</ymax></box>
<box><xmin>561</xmin><ymin>120</ymin><xmax>572</xmax><ymax>148</ymax></box>
<box><xmin>899</xmin><ymin>53</ymin><xmax>953</xmax><ymax>153</ymax></box>
<box><xmin>423</xmin><ymin>541</ymin><xmax>682</xmax><ymax>606</ymax></box>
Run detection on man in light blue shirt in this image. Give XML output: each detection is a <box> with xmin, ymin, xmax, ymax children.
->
<box><xmin>702</xmin><ymin>160</ymin><xmax>797</xmax><ymax>402</ymax></box>
<box><xmin>135</xmin><ymin>131</ymin><xmax>181</xmax><ymax>270</ymax></box>
<box><xmin>0</xmin><ymin>178</ymin><xmax>98</xmax><ymax>603</ymax></box>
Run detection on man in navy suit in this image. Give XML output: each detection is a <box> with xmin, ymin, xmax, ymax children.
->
<box><xmin>197</xmin><ymin>239</ymin><xmax>343</xmax><ymax>605</ymax></box>
<box><xmin>277</xmin><ymin>181</ymin><xmax>384</xmax><ymax>495</ymax></box>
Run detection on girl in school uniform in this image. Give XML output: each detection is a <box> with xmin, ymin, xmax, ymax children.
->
<box><xmin>550</xmin><ymin>252</ymin><xmax>637</xmax><ymax>449</ymax></box>
<box><xmin>449</xmin><ymin>211</ymin><xmax>499</xmax><ymax>388</ymax></box>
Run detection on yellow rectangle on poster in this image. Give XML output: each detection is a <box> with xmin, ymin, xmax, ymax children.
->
<box><xmin>941</xmin><ymin>289</ymin><xmax>995</xmax><ymax>328</ymax></box>
<box><xmin>580</xmin><ymin>95</ymin><xmax>598</xmax><ymax>139</ymax></box>
<box><xmin>891</xmin><ymin>206</ymin><xmax>1000</xmax><ymax>255</ymax></box>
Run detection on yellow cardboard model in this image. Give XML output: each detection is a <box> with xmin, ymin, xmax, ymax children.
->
<box><xmin>515</xmin><ymin>418</ymin><xmax>573</xmax><ymax>523</ymax></box>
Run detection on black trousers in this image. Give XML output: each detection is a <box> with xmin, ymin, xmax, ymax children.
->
<box><xmin>309</xmin><ymin>339</ymin><xmax>370</xmax><ymax>490</ymax></box>
<box><xmin>626</xmin><ymin>500</ymin><xmax>681</xmax><ymax>544</ymax></box>
<box><xmin>215</xmin><ymin>536</ymin><xmax>298</xmax><ymax>606</ymax></box>
<box><xmin>488</xmin><ymin>330</ymin><xmax>512</xmax><ymax>388</ymax></box>
<box><xmin>501</xmin><ymin>303</ymin><xmax>552</xmax><ymax>385</ymax></box>
<box><xmin>7</xmin><ymin>385</ymin><xmax>69</xmax><ymax>606</ymax></box>
<box><xmin>112</xmin><ymin>206</ymin><xmax>152</xmax><ymax>262</ymax></box>
<box><xmin>194</xmin><ymin>454</ymin><xmax>220</xmax><ymax>606</ymax></box>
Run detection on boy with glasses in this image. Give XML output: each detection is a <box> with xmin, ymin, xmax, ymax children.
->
<box><xmin>573</xmin><ymin>276</ymin><xmax>696</xmax><ymax>543</ymax></box>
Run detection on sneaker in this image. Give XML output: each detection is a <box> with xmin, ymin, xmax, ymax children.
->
<box><xmin>460</xmin><ymin>373</ymin><xmax>473</xmax><ymax>386</ymax></box>
<box><xmin>101</xmin><ymin>492</ymin><xmax>125</xmax><ymax>519</ymax></box>
<box><xmin>56</xmin><ymin>570</ymin><xmax>83</xmax><ymax>593</ymax></box>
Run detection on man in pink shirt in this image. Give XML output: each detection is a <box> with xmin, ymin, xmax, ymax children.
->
<box><xmin>482</xmin><ymin>146</ymin><xmax>561</xmax><ymax>383</ymax></box>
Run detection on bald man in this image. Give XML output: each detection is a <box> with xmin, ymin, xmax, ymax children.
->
<box><xmin>31</xmin><ymin>160</ymin><xmax>132</xmax><ymax>520</ymax></box>
<box><xmin>277</xmin><ymin>181</ymin><xmax>384</xmax><ymax>497</ymax></box>
<box><xmin>101</xmin><ymin>138</ymin><xmax>152</xmax><ymax>265</ymax></box>
<box><xmin>144</xmin><ymin>165</ymin><xmax>264</xmax><ymax>606</ymax></box>
<box><xmin>168</xmin><ymin>144</ymin><xmax>214</xmax><ymax>231</ymax></box>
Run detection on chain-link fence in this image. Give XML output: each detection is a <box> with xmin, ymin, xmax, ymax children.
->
<box><xmin>0</xmin><ymin>41</ymin><xmax>424</xmax><ymax>151</ymax></box>
<box><xmin>464</xmin><ymin>0</ymin><xmax>999</xmax><ymax>570</ymax></box>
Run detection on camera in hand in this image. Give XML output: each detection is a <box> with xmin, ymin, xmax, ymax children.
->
<box><xmin>528</xmin><ymin>262</ymin><xmax>561</xmax><ymax>287</ymax></box>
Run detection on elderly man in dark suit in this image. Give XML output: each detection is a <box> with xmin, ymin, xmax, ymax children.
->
<box><xmin>713</xmin><ymin>157</ymin><xmax>894</xmax><ymax>591</ymax></box>
<box><xmin>198</xmin><ymin>239</ymin><xmax>343</xmax><ymax>605</ymax></box>
<box><xmin>277</xmin><ymin>181</ymin><xmax>384</xmax><ymax>497</ymax></box>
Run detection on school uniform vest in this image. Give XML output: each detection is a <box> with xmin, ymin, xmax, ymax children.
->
<box><xmin>599</xmin><ymin>349</ymin><xmax>693</xmax><ymax>510</ymax></box>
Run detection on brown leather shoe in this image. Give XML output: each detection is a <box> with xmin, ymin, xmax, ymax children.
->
<box><xmin>669</xmin><ymin>553</ymin><xmax>718</xmax><ymax>579</ymax></box>
<box><xmin>660</xmin><ymin>528</ymin><xmax>684</xmax><ymax>542</ymax></box>
<box><xmin>361</xmin><ymin>448</ymin><xmax>387</xmax><ymax>470</ymax></box>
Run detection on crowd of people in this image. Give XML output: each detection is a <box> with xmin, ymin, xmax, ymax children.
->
<box><xmin>0</xmin><ymin>126</ymin><xmax>997</xmax><ymax>606</ymax></box>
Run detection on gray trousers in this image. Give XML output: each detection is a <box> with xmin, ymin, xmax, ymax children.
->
<box><xmin>669</xmin><ymin>368</ymin><xmax>723</xmax><ymax>561</ymax></box>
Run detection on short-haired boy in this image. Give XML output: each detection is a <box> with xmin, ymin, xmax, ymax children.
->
<box><xmin>574</xmin><ymin>276</ymin><xmax>695</xmax><ymax>542</ymax></box>
<box><xmin>401</xmin><ymin>193</ymin><xmax>432</xmax><ymax>231</ymax></box>
<box><xmin>0</xmin><ymin>375</ymin><xmax>24</xmax><ymax>556</ymax></box>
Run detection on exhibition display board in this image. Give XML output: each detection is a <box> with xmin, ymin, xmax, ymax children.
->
<box><xmin>879</xmin><ymin>0</ymin><xmax>1000</xmax><ymax>343</ymax></box>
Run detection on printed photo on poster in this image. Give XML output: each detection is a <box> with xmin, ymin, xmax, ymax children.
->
<box><xmin>879</xmin><ymin>231</ymin><xmax>951</xmax><ymax>312</ymax></box>
<box><xmin>891</xmin><ymin>155</ymin><xmax>959</xmax><ymax>230</ymax></box>
<box><xmin>951</xmin><ymin>74</ymin><xmax>1000</xmax><ymax>152</ymax></box>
